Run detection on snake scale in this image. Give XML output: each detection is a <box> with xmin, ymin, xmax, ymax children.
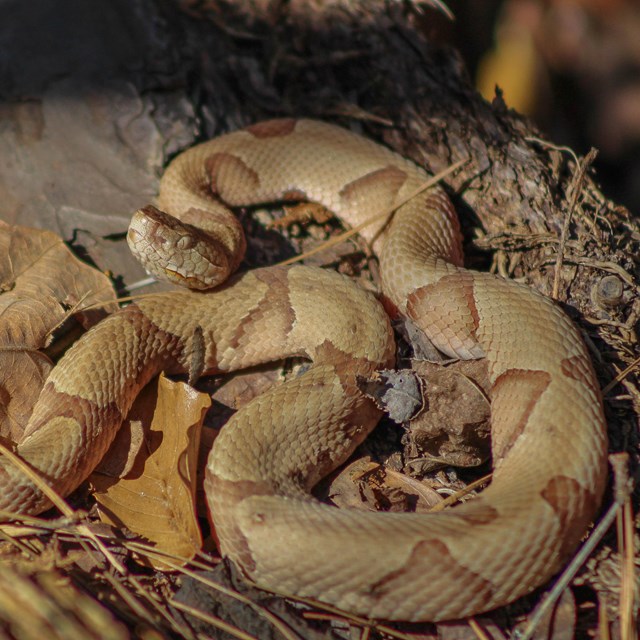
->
<box><xmin>1</xmin><ymin>119</ymin><xmax>608</xmax><ymax>621</ymax></box>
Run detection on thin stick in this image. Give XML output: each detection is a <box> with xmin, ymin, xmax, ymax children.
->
<box><xmin>130</xmin><ymin>550</ymin><xmax>301</xmax><ymax>640</ymax></box>
<box><xmin>602</xmin><ymin>354</ymin><xmax>640</xmax><ymax>396</ymax></box>
<box><xmin>428</xmin><ymin>474</ymin><xmax>492</xmax><ymax>512</ymax></box>
<box><xmin>467</xmin><ymin>617</ymin><xmax>492</xmax><ymax>640</ymax></box>
<box><xmin>525</xmin><ymin>137</ymin><xmax>580</xmax><ymax>167</ymax></box>
<box><xmin>618</xmin><ymin>485</ymin><xmax>637</xmax><ymax>639</ymax></box>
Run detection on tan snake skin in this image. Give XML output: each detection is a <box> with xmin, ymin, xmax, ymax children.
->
<box><xmin>1</xmin><ymin>119</ymin><xmax>608</xmax><ymax>621</ymax></box>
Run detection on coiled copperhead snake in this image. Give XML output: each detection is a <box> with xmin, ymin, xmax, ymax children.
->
<box><xmin>1</xmin><ymin>119</ymin><xmax>608</xmax><ymax>621</ymax></box>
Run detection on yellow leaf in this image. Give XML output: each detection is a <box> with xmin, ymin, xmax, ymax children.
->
<box><xmin>91</xmin><ymin>374</ymin><xmax>210</xmax><ymax>569</ymax></box>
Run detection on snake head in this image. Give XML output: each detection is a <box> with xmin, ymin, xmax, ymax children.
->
<box><xmin>128</xmin><ymin>205</ymin><xmax>232</xmax><ymax>290</ymax></box>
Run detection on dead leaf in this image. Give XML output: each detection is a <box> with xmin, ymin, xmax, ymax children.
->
<box><xmin>93</xmin><ymin>418</ymin><xmax>146</xmax><ymax>479</ymax></box>
<box><xmin>0</xmin><ymin>221</ymin><xmax>116</xmax><ymax>441</ymax></box>
<box><xmin>405</xmin><ymin>359</ymin><xmax>492</xmax><ymax>474</ymax></box>
<box><xmin>328</xmin><ymin>457</ymin><xmax>444</xmax><ymax>512</ymax></box>
<box><xmin>328</xmin><ymin>457</ymin><xmax>381</xmax><ymax>510</ymax></box>
<box><xmin>91</xmin><ymin>374</ymin><xmax>210</xmax><ymax>569</ymax></box>
<box><xmin>384</xmin><ymin>468</ymin><xmax>444</xmax><ymax>511</ymax></box>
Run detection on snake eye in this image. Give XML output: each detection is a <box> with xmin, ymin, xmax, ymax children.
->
<box><xmin>177</xmin><ymin>235</ymin><xmax>195</xmax><ymax>250</ymax></box>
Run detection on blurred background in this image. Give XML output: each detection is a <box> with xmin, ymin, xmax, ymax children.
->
<box><xmin>429</xmin><ymin>0</ymin><xmax>640</xmax><ymax>216</ymax></box>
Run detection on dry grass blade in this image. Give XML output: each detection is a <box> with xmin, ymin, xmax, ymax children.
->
<box><xmin>0</xmin><ymin>441</ymin><xmax>133</xmax><ymax>577</ymax></box>
<box><xmin>123</xmin><ymin>544</ymin><xmax>302</xmax><ymax>640</ymax></box>
<box><xmin>170</xmin><ymin>600</ymin><xmax>260</xmax><ymax>640</ymax></box>
<box><xmin>551</xmin><ymin>147</ymin><xmax>598</xmax><ymax>301</ymax></box>
<box><xmin>0</xmin><ymin>565</ymin><xmax>128</xmax><ymax>640</ymax></box>
<box><xmin>297</xmin><ymin>600</ymin><xmax>418</xmax><ymax>640</ymax></box>
<box><xmin>617</xmin><ymin>486</ymin><xmax>637</xmax><ymax>639</ymax></box>
<box><xmin>598</xmin><ymin>600</ymin><xmax>610</xmax><ymax>640</ymax></box>
<box><xmin>427</xmin><ymin>474</ymin><xmax>492</xmax><ymax>512</ymax></box>
<box><xmin>525</xmin><ymin>137</ymin><xmax>580</xmax><ymax>167</ymax></box>
<box><xmin>358</xmin><ymin>623</ymin><xmax>371</xmax><ymax>640</ymax></box>
<box><xmin>602</xmin><ymin>354</ymin><xmax>640</xmax><ymax>396</ymax></box>
<box><xmin>468</xmin><ymin>617</ymin><xmax>494</xmax><ymax>640</ymax></box>
<box><xmin>0</xmin><ymin>442</ymin><xmax>196</xmax><ymax>637</ymax></box>
<box><xmin>130</xmin><ymin>547</ymin><xmax>422</xmax><ymax>640</ymax></box>
<box><xmin>0</xmin><ymin>441</ymin><xmax>80</xmax><ymax>519</ymax></box>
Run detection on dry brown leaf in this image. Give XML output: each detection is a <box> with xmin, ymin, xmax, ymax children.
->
<box><xmin>405</xmin><ymin>359</ymin><xmax>491</xmax><ymax>474</ymax></box>
<box><xmin>0</xmin><ymin>221</ymin><xmax>116</xmax><ymax>441</ymax></box>
<box><xmin>91</xmin><ymin>374</ymin><xmax>210</xmax><ymax>569</ymax></box>
<box><xmin>93</xmin><ymin>417</ymin><xmax>146</xmax><ymax>480</ymax></box>
<box><xmin>328</xmin><ymin>457</ymin><xmax>381</xmax><ymax>510</ymax></box>
<box><xmin>383</xmin><ymin>468</ymin><xmax>444</xmax><ymax>511</ymax></box>
<box><xmin>328</xmin><ymin>457</ymin><xmax>443</xmax><ymax>512</ymax></box>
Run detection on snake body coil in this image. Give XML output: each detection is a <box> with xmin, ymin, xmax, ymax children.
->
<box><xmin>1</xmin><ymin>119</ymin><xmax>607</xmax><ymax>621</ymax></box>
